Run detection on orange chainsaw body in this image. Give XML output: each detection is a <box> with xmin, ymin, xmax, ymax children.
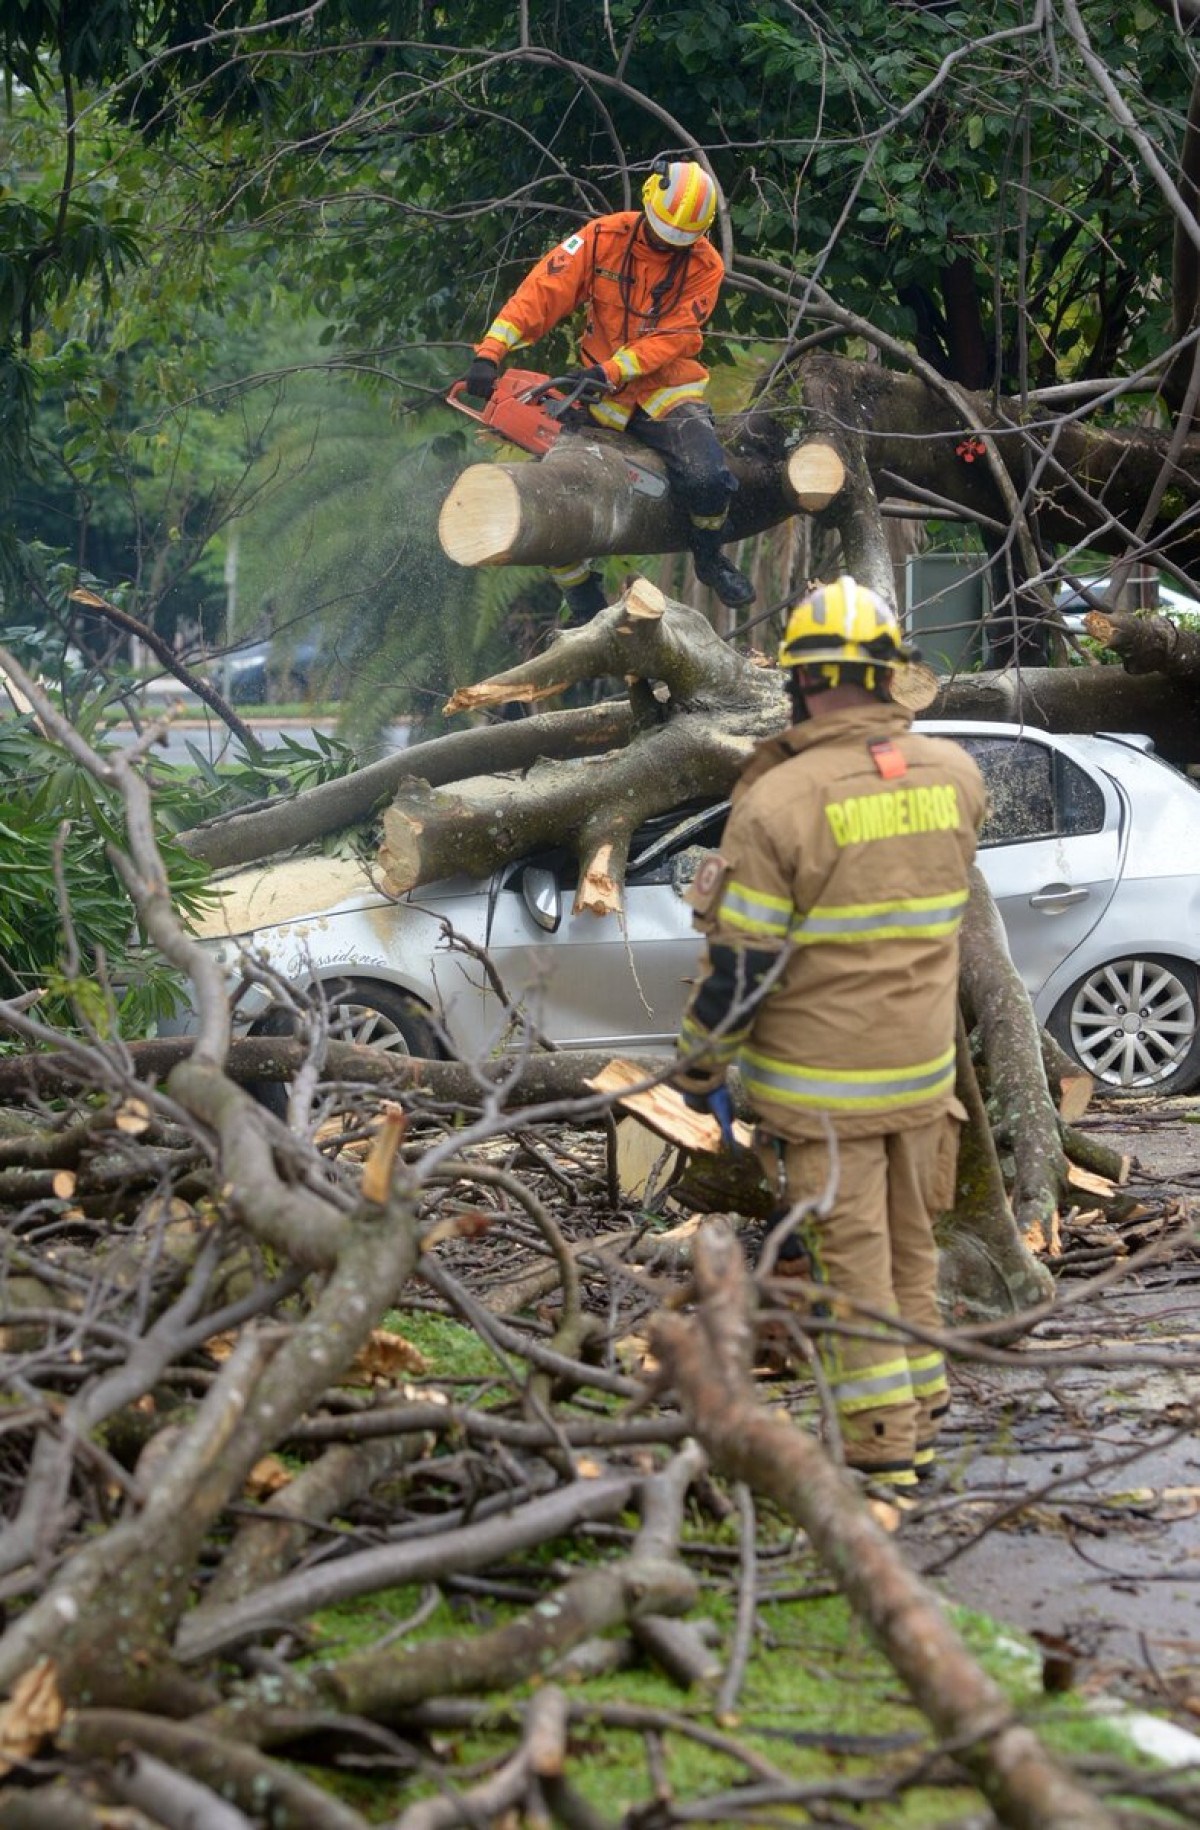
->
<box><xmin>446</xmin><ymin>368</ymin><xmax>572</xmax><ymax>457</ymax></box>
<box><xmin>445</xmin><ymin>370</ymin><xmax>667</xmax><ymax>500</ymax></box>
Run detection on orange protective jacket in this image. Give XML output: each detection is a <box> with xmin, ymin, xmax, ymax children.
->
<box><xmin>474</xmin><ymin>211</ymin><xmax>723</xmax><ymax>427</ymax></box>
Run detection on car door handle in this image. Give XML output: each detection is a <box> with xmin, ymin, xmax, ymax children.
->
<box><xmin>1028</xmin><ymin>883</ymin><xmax>1090</xmax><ymax>911</ymax></box>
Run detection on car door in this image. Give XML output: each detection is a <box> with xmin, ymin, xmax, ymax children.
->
<box><xmin>479</xmin><ymin>804</ymin><xmax>727</xmax><ymax>1049</ymax></box>
<box><xmin>956</xmin><ymin>732</ymin><xmax>1124</xmax><ymax>996</ymax></box>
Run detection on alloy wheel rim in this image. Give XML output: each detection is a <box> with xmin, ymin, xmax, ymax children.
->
<box><xmin>329</xmin><ymin>1001</ymin><xmax>413</xmax><ymax>1054</ymax></box>
<box><xmin>1068</xmin><ymin>959</ymin><xmax>1195</xmax><ymax>1087</ymax></box>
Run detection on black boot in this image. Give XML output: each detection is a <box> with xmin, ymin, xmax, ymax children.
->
<box><xmin>689</xmin><ymin>529</ymin><xmax>755</xmax><ymax>608</ymax></box>
<box><xmin>561</xmin><ymin>572</ymin><xmax>608</xmax><ymax>624</ymax></box>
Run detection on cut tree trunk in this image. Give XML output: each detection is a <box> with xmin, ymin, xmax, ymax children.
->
<box><xmin>378</xmin><ymin>588</ymin><xmax>778</xmax><ymax>914</ymax></box>
<box><xmin>439</xmin><ymin>349</ymin><xmax>1200</xmax><ymax>583</ymax></box>
<box><xmin>438</xmin><ymin>430</ymin><xmax>845</xmax><ymax>568</ymax></box>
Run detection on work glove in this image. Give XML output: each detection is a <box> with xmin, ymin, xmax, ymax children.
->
<box><xmin>564</xmin><ymin>363</ymin><xmax>612</xmax><ymax>393</ymax></box>
<box><xmin>464</xmin><ymin>356</ymin><xmax>498</xmax><ymax>401</ymax></box>
<box><xmin>680</xmin><ymin>1082</ymin><xmax>737</xmax><ymax>1150</ymax></box>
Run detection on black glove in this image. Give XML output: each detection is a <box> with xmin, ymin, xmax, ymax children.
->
<box><xmin>464</xmin><ymin>356</ymin><xmax>498</xmax><ymax>401</ymax></box>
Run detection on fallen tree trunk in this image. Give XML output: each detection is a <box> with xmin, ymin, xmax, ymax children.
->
<box><xmin>958</xmin><ymin>865</ymin><xmax>1069</xmax><ymax>1252</ymax></box>
<box><xmin>928</xmin><ymin>665</ymin><xmax>1200</xmax><ymax>767</ymax></box>
<box><xmin>178</xmin><ymin>701</ymin><xmax>632</xmax><ymax>873</ymax></box>
<box><xmin>379</xmin><ymin>589</ymin><xmax>776</xmax><ymax>912</ymax></box>
<box><xmin>439</xmin><ymin>349</ymin><xmax>1200</xmax><ymax>583</ymax></box>
<box><xmin>438</xmin><ymin>429</ymin><xmax>845</xmax><ymax>568</ymax></box>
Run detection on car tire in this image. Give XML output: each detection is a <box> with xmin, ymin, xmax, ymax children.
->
<box><xmin>321</xmin><ymin>978</ymin><xmax>440</xmax><ymax>1059</ymax></box>
<box><xmin>247</xmin><ymin>979</ymin><xmax>440</xmax><ymax>1119</ymax></box>
<box><xmin>1048</xmin><ymin>954</ymin><xmax>1200</xmax><ymax>1095</ymax></box>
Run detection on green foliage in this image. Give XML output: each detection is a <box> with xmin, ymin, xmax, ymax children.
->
<box><xmin>0</xmin><ymin>709</ymin><xmax>214</xmax><ymax>1037</ymax></box>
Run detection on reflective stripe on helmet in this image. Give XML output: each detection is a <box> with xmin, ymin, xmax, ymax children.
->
<box><xmin>779</xmin><ymin>574</ymin><xmax>910</xmax><ymax>670</ymax></box>
<box><xmin>642</xmin><ymin>160</ymin><xmax>718</xmax><ymax>245</ymax></box>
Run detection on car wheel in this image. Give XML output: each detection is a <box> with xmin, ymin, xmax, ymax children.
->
<box><xmin>247</xmin><ymin>979</ymin><xmax>439</xmax><ymax>1119</ymax></box>
<box><xmin>321</xmin><ymin>978</ymin><xmax>440</xmax><ymax>1058</ymax></box>
<box><xmin>1048</xmin><ymin>955</ymin><xmax>1200</xmax><ymax>1095</ymax></box>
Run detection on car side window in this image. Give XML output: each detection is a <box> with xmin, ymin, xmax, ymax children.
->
<box><xmin>1056</xmin><ymin>753</ymin><xmax>1106</xmax><ymax>835</ymax></box>
<box><xmin>628</xmin><ymin>803</ymin><xmax>730</xmax><ymax>885</ymax></box>
<box><xmin>956</xmin><ymin>736</ymin><xmax>1103</xmax><ymax>846</ymax></box>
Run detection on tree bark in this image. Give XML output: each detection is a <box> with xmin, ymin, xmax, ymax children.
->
<box><xmin>958</xmin><ymin>866</ymin><xmax>1069</xmax><ymax>1251</ymax></box>
<box><xmin>928</xmin><ymin>665</ymin><xmax>1200</xmax><ymax>767</ymax></box>
<box><xmin>178</xmin><ymin>702</ymin><xmax>632</xmax><ymax>873</ymax></box>
<box><xmin>438</xmin><ymin>426</ymin><xmax>844</xmax><ymax>568</ymax></box>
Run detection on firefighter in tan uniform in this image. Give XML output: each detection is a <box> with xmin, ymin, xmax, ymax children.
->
<box><xmin>673</xmin><ymin>577</ymin><xmax>987</xmax><ymax>1489</ymax></box>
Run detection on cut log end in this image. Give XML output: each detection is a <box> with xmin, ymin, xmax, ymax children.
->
<box><xmin>889</xmin><ymin>660</ymin><xmax>940</xmax><ymax>712</ymax></box>
<box><xmin>621</xmin><ymin>577</ymin><xmax>667</xmax><ymax>623</ymax></box>
<box><xmin>785</xmin><ymin>440</ymin><xmax>847</xmax><ymax>513</ymax></box>
<box><xmin>438</xmin><ymin>463</ymin><xmax>523</xmax><ymax>567</ymax></box>
<box><xmin>378</xmin><ymin>808</ymin><xmax>424</xmax><ymax>896</ymax></box>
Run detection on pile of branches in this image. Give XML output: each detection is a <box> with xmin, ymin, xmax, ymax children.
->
<box><xmin>0</xmin><ymin>649</ymin><xmax>1190</xmax><ymax>1830</ymax></box>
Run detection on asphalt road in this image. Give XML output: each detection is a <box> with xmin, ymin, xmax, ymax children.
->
<box><xmin>105</xmin><ymin>715</ymin><xmax>411</xmax><ymax>767</ymax></box>
<box><xmin>908</xmin><ymin>1093</ymin><xmax>1200</xmax><ymax>1713</ymax></box>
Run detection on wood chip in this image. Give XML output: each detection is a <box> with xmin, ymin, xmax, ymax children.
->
<box><xmin>0</xmin><ymin>1660</ymin><xmax>63</xmax><ymax>1776</ymax></box>
<box><xmin>586</xmin><ymin>1058</ymin><xmax>753</xmax><ymax>1154</ymax></box>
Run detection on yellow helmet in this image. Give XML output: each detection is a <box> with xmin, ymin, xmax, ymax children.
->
<box><xmin>778</xmin><ymin>576</ymin><xmax>913</xmax><ymax>690</ymax></box>
<box><xmin>642</xmin><ymin>159</ymin><xmax>718</xmax><ymax>246</ymax></box>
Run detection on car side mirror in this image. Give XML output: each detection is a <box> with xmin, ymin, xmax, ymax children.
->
<box><xmin>522</xmin><ymin>865</ymin><xmax>562</xmax><ymax>933</ymax></box>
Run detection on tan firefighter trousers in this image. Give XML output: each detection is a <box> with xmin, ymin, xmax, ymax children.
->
<box><xmin>757</xmin><ymin>1114</ymin><xmax>959</xmax><ymax>1485</ymax></box>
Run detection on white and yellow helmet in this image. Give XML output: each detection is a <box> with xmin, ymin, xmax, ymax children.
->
<box><xmin>642</xmin><ymin>159</ymin><xmax>718</xmax><ymax>246</ymax></box>
<box><xmin>778</xmin><ymin>575</ymin><xmax>914</xmax><ymax>689</ymax></box>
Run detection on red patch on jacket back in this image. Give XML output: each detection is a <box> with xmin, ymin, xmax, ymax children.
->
<box><xmin>869</xmin><ymin>739</ymin><xmax>908</xmax><ymax>780</ymax></box>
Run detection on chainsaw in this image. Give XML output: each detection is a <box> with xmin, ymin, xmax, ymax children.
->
<box><xmin>446</xmin><ymin>368</ymin><xmax>667</xmax><ymax>499</ymax></box>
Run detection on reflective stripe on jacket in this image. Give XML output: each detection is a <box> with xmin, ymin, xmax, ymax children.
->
<box><xmin>475</xmin><ymin>212</ymin><xmax>722</xmax><ymax>422</ymax></box>
<box><xmin>677</xmin><ymin>704</ymin><xmax>987</xmax><ymax>1139</ymax></box>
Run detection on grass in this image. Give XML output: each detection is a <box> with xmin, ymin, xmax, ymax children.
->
<box><xmin>291</xmin><ymin>1507</ymin><xmax>1173</xmax><ymax>1826</ymax></box>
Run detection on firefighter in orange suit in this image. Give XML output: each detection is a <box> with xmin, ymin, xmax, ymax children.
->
<box><xmin>672</xmin><ymin>578</ymin><xmax>987</xmax><ymax>1488</ymax></box>
<box><xmin>463</xmin><ymin>157</ymin><xmax>754</xmax><ymax>621</ymax></box>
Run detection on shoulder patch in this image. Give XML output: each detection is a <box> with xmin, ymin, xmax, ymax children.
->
<box><xmin>685</xmin><ymin>850</ymin><xmax>731</xmax><ymax>914</ymax></box>
<box><xmin>560</xmin><ymin>233</ymin><xmax>585</xmax><ymax>255</ymax></box>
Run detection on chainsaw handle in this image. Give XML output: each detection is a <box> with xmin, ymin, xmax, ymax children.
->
<box><xmin>532</xmin><ymin>373</ymin><xmax>612</xmax><ymax>414</ymax></box>
<box><xmin>446</xmin><ymin>380</ymin><xmax>485</xmax><ymax>413</ymax></box>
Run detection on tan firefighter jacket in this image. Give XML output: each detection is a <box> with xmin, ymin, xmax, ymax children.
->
<box><xmin>676</xmin><ymin>702</ymin><xmax>987</xmax><ymax>1140</ymax></box>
